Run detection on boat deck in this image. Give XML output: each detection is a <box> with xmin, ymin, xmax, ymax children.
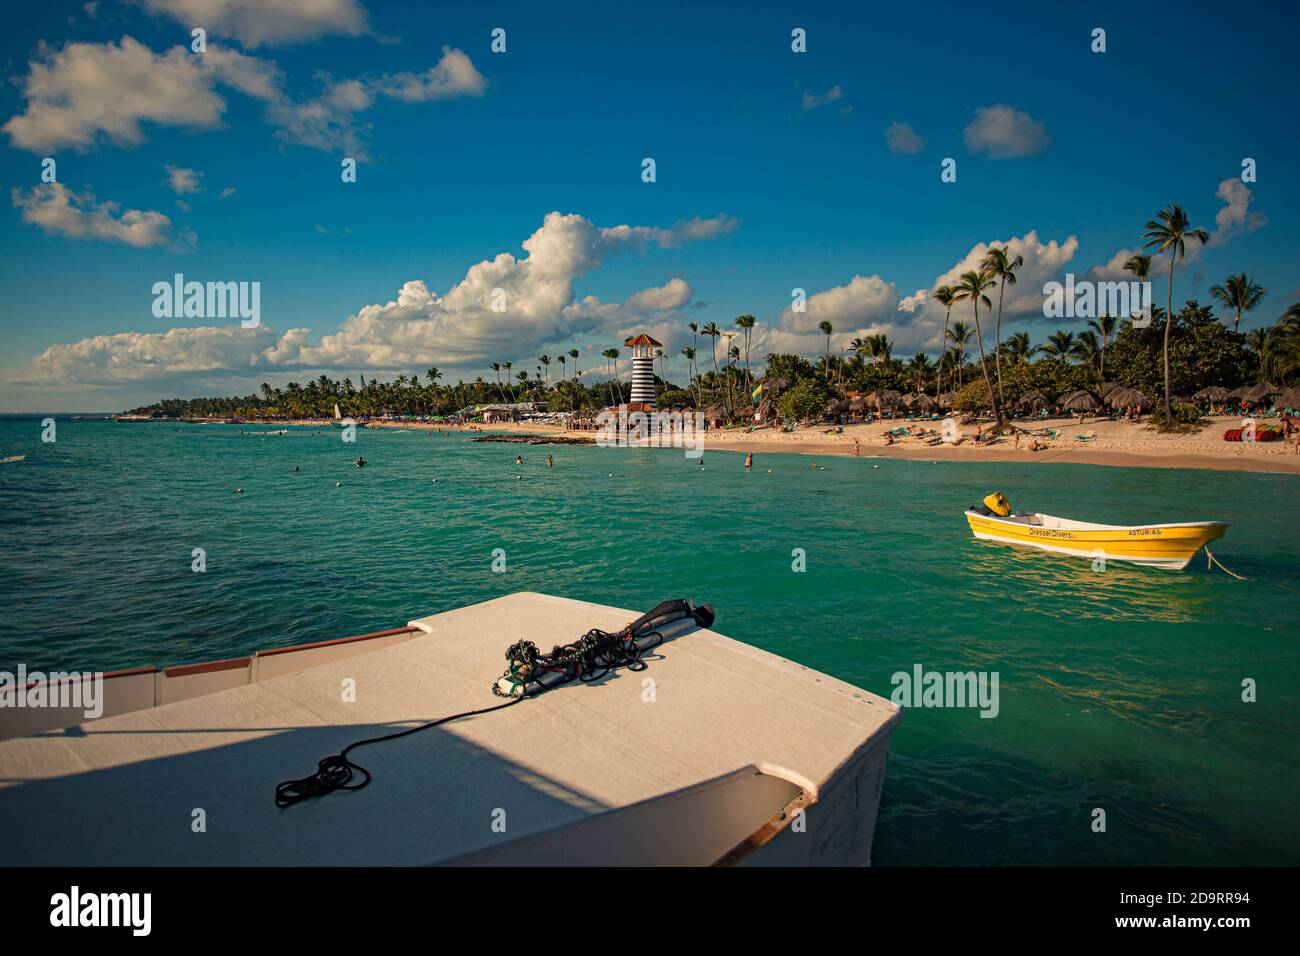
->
<box><xmin>0</xmin><ymin>592</ymin><xmax>900</xmax><ymax>866</ymax></box>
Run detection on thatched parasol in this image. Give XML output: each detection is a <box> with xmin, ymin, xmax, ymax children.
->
<box><xmin>1062</xmin><ymin>389</ymin><xmax>1104</xmax><ymax>412</ymax></box>
<box><xmin>1276</xmin><ymin>387</ymin><xmax>1300</xmax><ymax>409</ymax></box>
<box><xmin>911</xmin><ymin>394</ymin><xmax>939</xmax><ymax>412</ymax></box>
<box><xmin>701</xmin><ymin>403</ymin><xmax>728</xmax><ymax>425</ymax></box>
<box><xmin>848</xmin><ymin>396</ymin><xmax>868</xmax><ymax>414</ymax></box>
<box><xmin>825</xmin><ymin>398</ymin><xmax>850</xmax><ymax>415</ymax></box>
<box><xmin>868</xmin><ymin>389</ymin><xmax>902</xmax><ymax>408</ymax></box>
<box><xmin>1193</xmin><ymin>385</ymin><xmax>1230</xmax><ymax>401</ymax></box>
<box><xmin>1243</xmin><ymin>383</ymin><xmax>1282</xmax><ymax>403</ymax></box>
<box><xmin>1097</xmin><ymin>381</ymin><xmax>1123</xmax><ymax>399</ymax></box>
<box><xmin>1106</xmin><ymin>387</ymin><xmax>1149</xmax><ymax>410</ymax></box>
<box><xmin>1017</xmin><ymin>389</ymin><xmax>1049</xmax><ymax>409</ymax></box>
<box><xmin>937</xmin><ymin>390</ymin><xmax>958</xmax><ymax>406</ymax></box>
<box><xmin>1227</xmin><ymin>385</ymin><xmax>1251</xmax><ymax>398</ymax></box>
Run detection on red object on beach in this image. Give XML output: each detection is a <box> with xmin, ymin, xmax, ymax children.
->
<box><xmin>1222</xmin><ymin>427</ymin><xmax>1282</xmax><ymax>442</ymax></box>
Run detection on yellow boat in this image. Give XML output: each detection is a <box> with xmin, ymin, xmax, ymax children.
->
<box><xmin>964</xmin><ymin>493</ymin><xmax>1227</xmax><ymax>570</ymax></box>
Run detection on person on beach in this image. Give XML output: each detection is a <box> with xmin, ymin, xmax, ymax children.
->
<box><xmin>854</xmin><ymin>437</ymin><xmax>860</xmax><ymax>456</ymax></box>
<box><xmin>745</xmin><ymin>453</ymin><xmax>753</xmax><ymax>469</ymax></box>
<box><xmin>1014</xmin><ymin>431</ymin><xmax>1021</xmax><ymax>450</ymax></box>
<box><xmin>974</xmin><ymin>424</ymin><xmax>983</xmax><ymax>445</ymax></box>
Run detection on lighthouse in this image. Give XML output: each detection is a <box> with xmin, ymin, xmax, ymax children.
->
<box><xmin>624</xmin><ymin>333</ymin><xmax>660</xmax><ymax>410</ymax></box>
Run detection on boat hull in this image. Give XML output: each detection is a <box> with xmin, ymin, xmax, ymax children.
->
<box><xmin>964</xmin><ymin>511</ymin><xmax>1227</xmax><ymax>570</ymax></box>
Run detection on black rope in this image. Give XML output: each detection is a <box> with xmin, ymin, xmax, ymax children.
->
<box><xmin>274</xmin><ymin>598</ymin><xmax>714</xmax><ymax>809</ymax></box>
<box><xmin>274</xmin><ymin>698</ymin><xmax>522</xmax><ymax>808</ymax></box>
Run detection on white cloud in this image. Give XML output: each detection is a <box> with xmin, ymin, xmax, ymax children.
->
<box><xmin>964</xmin><ymin>105</ymin><xmax>1049</xmax><ymax>159</ymax></box>
<box><xmin>12</xmin><ymin>183</ymin><xmax>180</xmax><ymax>248</ymax></box>
<box><xmin>12</xmin><ymin>211</ymin><xmax>734</xmax><ymax>388</ymax></box>
<box><xmin>802</xmin><ymin>85</ymin><xmax>843</xmax><ymax>110</ymax></box>
<box><xmin>3</xmin><ymin>37</ymin><xmax>485</xmax><ymax>159</ymax></box>
<box><xmin>2</xmin><ymin>37</ymin><xmax>280</xmax><ymax>152</ymax></box>
<box><xmin>624</xmin><ymin>278</ymin><xmax>692</xmax><ymax>311</ymax></box>
<box><xmin>1209</xmin><ymin>178</ymin><xmax>1266</xmax><ymax>246</ymax></box>
<box><xmin>23</xmin><ymin>325</ymin><xmax>291</xmax><ymax>385</ymax></box>
<box><xmin>140</xmin><ymin>0</ymin><xmax>370</xmax><ymax>48</ymax></box>
<box><xmin>885</xmin><ymin>121</ymin><xmax>925</xmax><ymax>155</ymax></box>
<box><xmin>380</xmin><ymin>47</ymin><xmax>488</xmax><ymax>101</ymax></box>
<box><xmin>218</xmin><ymin>186</ymin><xmax>236</xmax><ymax>198</ymax></box>
<box><xmin>165</xmin><ymin>165</ymin><xmax>203</xmax><ymax>194</ymax></box>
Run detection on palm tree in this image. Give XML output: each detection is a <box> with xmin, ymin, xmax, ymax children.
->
<box><xmin>1142</xmin><ymin>204</ymin><xmax>1209</xmax><ymax>417</ymax></box>
<box><xmin>502</xmin><ymin>361</ymin><xmax>514</xmax><ymax>401</ymax></box>
<box><xmin>1071</xmin><ymin>330</ymin><xmax>1102</xmax><ymax>379</ymax></box>
<box><xmin>982</xmin><ymin>246</ymin><xmax>1022</xmax><ymax>412</ymax></box>
<box><xmin>946</xmin><ymin>321</ymin><xmax>972</xmax><ymax>386</ymax></box>
<box><xmin>603</xmin><ymin>347</ymin><xmax>620</xmax><ymax>406</ymax></box>
<box><xmin>569</xmin><ymin>348</ymin><xmax>580</xmax><ymax>381</ymax></box>
<box><xmin>952</xmin><ymin>269</ymin><xmax>1001</xmax><ymax>423</ymax></box>
<box><xmin>699</xmin><ymin>322</ymin><xmax>721</xmax><ymax>392</ymax></box>
<box><xmin>932</xmin><ymin>285</ymin><xmax>958</xmax><ymax>399</ymax></box>
<box><xmin>1210</xmin><ymin>273</ymin><xmax>1267</xmax><ymax>334</ymax></box>
<box><xmin>1086</xmin><ymin>314</ymin><xmax>1118</xmax><ymax>382</ymax></box>
<box><xmin>907</xmin><ymin>353</ymin><xmax>932</xmax><ymax>392</ymax></box>
<box><xmin>735</xmin><ymin>314</ymin><xmax>756</xmax><ymax>394</ymax></box>
<box><xmin>681</xmin><ymin>346</ymin><xmax>699</xmax><ymax>405</ymax></box>
<box><xmin>489</xmin><ymin>362</ymin><xmax>502</xmax><ymax>400</ymax></box>
<box><xmin>1001</xmin><ymin>331</ymin><xmax>1037</xmax><ymax>365</ymax></box>
<box><xmin>557</xmin><ymin>353</ymin><xmax>566</xmax><ymax>382</ymax></box>
<box><xmin>1041</xmin><ymin>330</ymin><xmax>1076</xmax><ymax>360</ymax></box>
<box><xmin>818</xmin><ymin>321</ymin><xmax>834</xmax><ymax>379</ymax></box>
<box><xmin>538</xmin><ymin>355</ymin><xmax>550</xmax><ymax>387</ymax></box>
<box><xmin>1124</xmin><ymin>254</ymin><xmax>1152</xmax><ymax>325</ymax></box>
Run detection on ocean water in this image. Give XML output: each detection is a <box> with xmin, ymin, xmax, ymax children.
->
<box><xmin>1</xmin><ymin>418</ymin><xmax>1297</xmax><ymax>866</ymax></box>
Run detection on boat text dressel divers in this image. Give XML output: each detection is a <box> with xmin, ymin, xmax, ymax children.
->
<box><xmin>0</xmin><ymin>666</ymin><xmax>103</xmax><ymax>719</ymax></box>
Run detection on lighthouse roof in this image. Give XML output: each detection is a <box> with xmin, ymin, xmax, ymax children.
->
<box><xmin>623</xmin><ymin>333</ymin><xmax>663</xmax><ymax>347</ymax></box>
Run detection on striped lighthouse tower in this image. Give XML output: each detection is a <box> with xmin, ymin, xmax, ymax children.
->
<box><xmin>624</xmin><ymin>333</ymin><xmax>661</xmax><ymax>410</ymax></box>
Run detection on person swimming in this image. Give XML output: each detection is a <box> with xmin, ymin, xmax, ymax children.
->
<box><xmin>547</xmin><ymin>454</ymin><xmax>554</xmax><ymax>468</ymax></box>
<box><xmin>354</xmin><ymin>456</ymin><xmax>366</xmax><ymax>467</ymax></box>
<box><xmin>515</xmin><ymin>455</ymin><xmax>523</xmax><ymax>465</ymax></box>
<box><xmin>744</xmin><ymin>453</ymin><xmax>753</xmax><ymax>468</ymax></box>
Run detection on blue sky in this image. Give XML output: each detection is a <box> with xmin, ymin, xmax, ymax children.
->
<box><xmin>1</xmin><ymin>0</ymin><xmax>1295</xmax><ymax>410</ymax></box>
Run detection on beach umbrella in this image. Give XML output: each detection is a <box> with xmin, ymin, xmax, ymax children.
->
<box><xmin>1097</xmin><ymin>381</ymin><xmax>1123</xmax><ymax>399</ymax></box>
<box><xmin>1243</xmin><ymin>383</ymin><xmax>1282</xmax><ymax>403</ymax></box>
<box><xmin>1276</xmin><ymin>387</ymin><xmax>1300</xmax><ymax>409</ymax></box>
<box><xmin>1017</xmin><ymin>390</ymin><xmax>1049</xmax><ymax>409</ymax></box>
<box><xmin>911</xmin><ymin>394</ymin><xmax>939</xmax><ymax>412</ymax></box>
<box><xmin>825</xmin><ymin>398</ymin><xmax>850</xmax><ymax>415</ymax></box>
<box><xmin>1062</xmin><ymin>389</ymin><xmax>1104</xmax><ymax>412</ymax></box>
<box><xmin>938</xmin><ymin>390</ymin><xmax>958</xmax><ymax>406</ymax></box>
<box><xmin>848</xmin><ymin>395</ymin><xmax>868</xmax><ymax>413</ymax></box>
<box><xmin>870</xmin><ymin>389</ymin><xmax>902</xmax><ymax>408</ymax></box>
<box><xmin>1227</xmin><ymin>385</ymin><xmax>1251</xmax><ymax>398</ymax></box>
<box><xmin>1107</xmin><ymin>387</ymin><xmax>1150</xmax><ymax>410</ymax></box>
<box><xmin>1193</xmin><ymin>385</ymin><xmax>1230</xmax><ymax>401</ymax></box>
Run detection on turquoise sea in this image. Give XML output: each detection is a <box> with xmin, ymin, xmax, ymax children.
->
<box><xmin>1</xmin><ymin>418</ymin><xmax>1297</xmax><ymax>866</ymax></box>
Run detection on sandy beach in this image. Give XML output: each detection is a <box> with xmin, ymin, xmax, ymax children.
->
<box><xmin>353</xmin><ymin>414</ymin><xmax>1300</xmax><ymax>475</ymax></box>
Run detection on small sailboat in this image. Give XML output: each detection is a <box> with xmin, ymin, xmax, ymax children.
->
<box><xmin>965</xmin><ymin>493</ymin><xmax>1227</xmax><ymax>570</ymax></box>
<box><xmin>333</xmin><ymin>402</ymin><xmax>343</xmax><ymax>422</ymax></box>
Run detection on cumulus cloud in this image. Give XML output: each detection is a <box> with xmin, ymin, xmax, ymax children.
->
<box><xmin>165</xmin><ymin>165</ymin><xmax>203</xmax><ymax>194</ymax></box>
<box><xmin>3</xmin><ymin>37</ymin><xmax>485</xmax><ymax>159</ymax></box>
<box><xmin>140</xmin><ymin>0</ymin><xmax>370</xmax><ymax>48</ymax></box>
<box><xmin>884</xmin><ymin>121</ymin><xmax>925</xmax><ymax>155</ymax></box>
<box><xmin>12</xmin><ymin>183</ymin><xmax>180</xmax><ymax>248</ymax></box>
<box><xmin>624</xmin><ymin>278</ymin><xmax>692</xmax><ymax>311</ymax></box>
<box><xmin>963</xmin><ymin>104</ymin><xmax>1049</xmax><ymax>159</ymax></box>
<box><xmin>1209</xmin><ymin>178</ymin><xmax>1266</xmax><ymax>246</ymax></box>
<box><xmin>13</xmin><ymin>211</ymin><xmax>734</xmax><ymax>388</ymax></box>
<box><xmin>2</xmin><ymin>37</ymin><xmax>279</xmax><ymax>152</ymax></box>
<box><xmin>802</xmin><ymin>85</ymin><xmax>843</xmax><ymax>110</ymax></box>
<box><xmin>23</xmin><ymin>325</ymin><xmax>290</xmax><ymax>385</ymax></box>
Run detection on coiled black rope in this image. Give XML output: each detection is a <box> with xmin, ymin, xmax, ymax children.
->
<box><xmin>274</xmin><ymin>599</ymin><xmax>714</xmax><ymax>809</ymax></box>
<box><xmin>274</xmin><ymin>698</ymin><xmax>522</xmax><ymax>808</ymax></box>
